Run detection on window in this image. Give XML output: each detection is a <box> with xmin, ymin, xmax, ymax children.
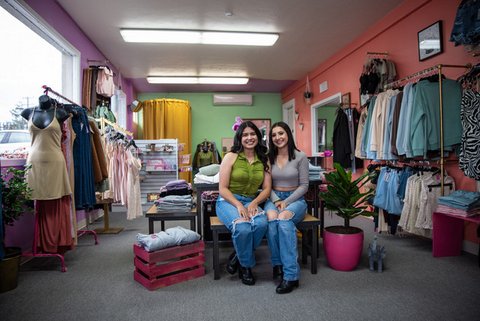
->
<box><xmin>9</xmin><ymin>131</ymin><xmax>30</xmax><ymax>143</ymax></box>
<box><xmin>0</xmin><ymin>1</ymin><xmax>80</xmax><ymax>130</ymax></box>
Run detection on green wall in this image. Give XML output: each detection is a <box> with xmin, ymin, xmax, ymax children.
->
<box><xmin>138</xmin><ymin>92</ymin><xmax>282</xmax><ymax>155</ymax></box>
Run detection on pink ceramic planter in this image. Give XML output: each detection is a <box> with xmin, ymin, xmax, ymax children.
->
<box><xmin>323</xmin><ymin>227</ymin><xmax>364</xmax><ymax>271</ymax></box>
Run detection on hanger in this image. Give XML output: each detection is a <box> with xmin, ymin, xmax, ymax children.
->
<box><xmin>428</xmin><ymin>183</ymin><xmax>453</xmax><ymax>192</ymax></box>
<box><xmin>126</xmin><ymin>139</ymin><xmax>137</xmax><ymax>149</ymax></box>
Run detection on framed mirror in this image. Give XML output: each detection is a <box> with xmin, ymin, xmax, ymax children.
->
<box><xmin>311</xmin><ymin>93</ymin><xmax>341</xmax><ymax>156</ymax></box>
<box><xmin>244</xmin><ymin>118</ymin><xmax>271</xmax><ymax>146</ymax></box>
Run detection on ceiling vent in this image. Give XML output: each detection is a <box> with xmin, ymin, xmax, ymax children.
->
<box><xmin>213</xmin><ymin>94</ymin><xmax>253</xmax><ymax>106</ymax></box>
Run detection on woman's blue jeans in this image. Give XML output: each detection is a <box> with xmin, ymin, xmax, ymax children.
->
<box><xmin>264</xmin><ymin>191</ymin><xmax>307</xmax><ymax>281</ymax></box>
<box><xmin>215</xmin><ymin>195</ymin><xmax>267</xmax><ymax>268</ymax></box>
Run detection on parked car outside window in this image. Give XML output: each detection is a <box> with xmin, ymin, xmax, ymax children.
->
<box><xmin>0</xmin><ymin>130</ymin><xmax>31</xmax><ymax>154</ymax></box>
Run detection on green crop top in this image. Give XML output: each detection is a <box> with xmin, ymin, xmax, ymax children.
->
<box><xmin>229</xmin><ymin>152</ymin><xmax>264</xmax><ymax>197</ymax></box>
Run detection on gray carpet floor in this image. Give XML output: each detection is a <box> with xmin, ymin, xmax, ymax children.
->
<box><xmin>1</xmin><ymin>208</ymin><xmax>479</xmax><ymax>321</ymax></box>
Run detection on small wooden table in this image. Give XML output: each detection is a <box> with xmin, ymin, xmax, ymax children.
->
<box><xmin>146</xmin><ymin>205</ymin><xmax>197</xmax><ymax>234</ymax></box>
<box><xmin>94</xmin><ymin>198</ymin><xmax>124</xmax><ymax>234</ymax></box>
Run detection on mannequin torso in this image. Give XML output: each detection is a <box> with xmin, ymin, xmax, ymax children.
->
<box><xmin>21</xmin><ymin>95</ymin><xmax>69</xmax><ymax>129</ymax></box>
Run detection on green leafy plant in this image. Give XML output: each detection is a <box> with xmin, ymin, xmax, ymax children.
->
<box><xmin>319</xmin><ymin>163</ymin><xmax>376</xmax><ymax>231</ymax></box>
<box><xmin>1</xmin><ymin>166</ymin><xmax>33</xmax><ymax>237</ymax></box>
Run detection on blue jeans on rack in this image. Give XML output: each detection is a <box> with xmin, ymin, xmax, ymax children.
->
<box><xmin>215</xmin><ymin>195</ymin><xmax>267</xmax><ymax>268</ymax></box>
<box><xmin>264</xmin><ymin>191</ymin><xmax>307</xmax><ymax>281</ymax></box>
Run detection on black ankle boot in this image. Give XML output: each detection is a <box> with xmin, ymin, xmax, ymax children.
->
<box><xmin>272</xmin><ymin>265</ymin><xmax>283</xmax><ymax>280</ymax></box>
<box><xmin>276</xmin><ymin>279</ymin><xmax>299</xmax><ymax>294</ymax></box>
<box><xmin>238</xmin><ymin>266</ymin><xmax>255</xmax><ymax>285</ymax></box>
<box><xmin>226</xmin><ymin>252</ymin><xmax>239</xmax><ymax>275</ymax></box>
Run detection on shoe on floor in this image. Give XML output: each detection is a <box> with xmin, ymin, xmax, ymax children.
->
<box><xmin>226</xmin><ymin>252</ymin><xmax>238</xmax><ymax>275</ymax></box>
<box><xmin>239</xmin><ymin>266</ymin><xmax>255</xmax><ymax>285</ymax></box>
<box><xmin>276</xmin><ymin>279</ymin><xmax>299</xmax><ymax>294</ymax></box>
<box><xmin>272</xmin><ymin>265</ymin><xmax>283</xmax><ymax>280</ymax></box>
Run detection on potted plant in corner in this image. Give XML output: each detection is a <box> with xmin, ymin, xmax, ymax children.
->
<box><xmin>0</xmin><ymin>166</ymin><xmax>32</xmax><ymax>293</ymax></box>
<box><xmin>319</xmin><ymin>162</ymin><xmax>375</xmax><ymax>271</ymax></box>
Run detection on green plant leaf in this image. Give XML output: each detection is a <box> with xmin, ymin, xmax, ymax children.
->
<box><xmin>1</xmin><ymin>166</ymin><xmax>33</xmax><ymax>227</ymax></box>
<box><xmin>319</xmin><ymin>162</ymin><xmax>376</xmax><ymax>227</ymax></box>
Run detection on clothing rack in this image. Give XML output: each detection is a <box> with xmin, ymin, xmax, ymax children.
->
<box><xmin>42</xmin><ymin>85</ymin><xmax>82</xmax><ymax>107</ymax></box>
<box><xmin>87</xmin><ymin>59</ymin><xmax>110</xmax><ymax>65</ymax></box>
<box><xmin>86</xmin><ymin>60</ymin><xmax>116</xmax><ymax>76</ymax></box>
<box><xmin>23</xmin><ymin>87</ymin><xmax>98</xmax><ymax>271</ymax></box>
<box><xmin>384</xmin><ymin>65</ymin><xmax>440</xmax><ymax>89</ymax></box>
<box><xmin>385</xmin><ymin>64</ymin><xmax>471</xmax><ymax>195</ymax></box>
<box><xmin>366</xmin><ymin>51</ymin><xmax>389</xmax><ymax>58</ymax></box>
<box><xmin>94</xmin><ymin>117</ymin><xmax>134</xmax><ymax>234</ymax></box>
<box><xmin>97</xmin><ymin>117</ymin><xmax>133</xmax><ymax>137</ymax></box>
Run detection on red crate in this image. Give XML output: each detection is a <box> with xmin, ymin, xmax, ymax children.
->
<box><xmin>133</xmin><ymin>241</ymin><xmax>205</xmax><ymax>290</ymax></box>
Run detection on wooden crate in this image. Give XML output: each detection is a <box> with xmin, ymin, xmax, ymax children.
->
<box><xmin>133</xmin><ymin>240</ymin><xmax>205</xmax><ymax>290</ymax></box>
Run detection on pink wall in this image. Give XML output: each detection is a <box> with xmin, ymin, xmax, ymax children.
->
<box><xmin>282</xmin><ymin>0</ymin><xmax>479</xmax><ymax>243</ymax></box>
<box><xmin>24</xmin><ymin>0</ymin><xmax>136</xmax><ymax>132</ymax></box>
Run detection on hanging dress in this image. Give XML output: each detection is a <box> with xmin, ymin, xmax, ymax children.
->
<box><xmin>126</xmin><ymin>148</ymin><xmax>143</xmax><ymax>220</ymax></box>
<box><xmin>26</xmin><ymin>106</ymin><xmax>73</xmax><ymax>253</ymax></box>
<box><xmin>26</xmin><ymin>107</ymin><xmax>72</xmax><ymax>200</ymax></box>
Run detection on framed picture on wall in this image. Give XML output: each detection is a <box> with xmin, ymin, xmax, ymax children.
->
<box><xmin>244</xmin><ymin>118</ymin><xmax>271</xmax><ymax>146</ymax></box>
<box><xmin>221</xmin><ymin>137</ymin><xmax>234</xmax><ymax>156</ymax></box>
<box><xmin>418</xmin><ymin>20</ymin><xmax>443</xmax><ymax>61</ymax></box>
<box><xmin>341</xmin><ymin>92</ymin><xmax>351</xmax><ymax>107</ymax></box>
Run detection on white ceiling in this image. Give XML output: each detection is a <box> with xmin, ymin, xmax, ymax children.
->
<box><xmin>57</xmin><ymin>0</ymin><xmax>403</xmax><ymax>92</ymax></box>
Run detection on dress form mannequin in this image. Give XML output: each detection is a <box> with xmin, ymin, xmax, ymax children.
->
<box><xmin>21</xmin><ymin>95</ymin><xmax>69</xmax><ymax>129</ymax></box>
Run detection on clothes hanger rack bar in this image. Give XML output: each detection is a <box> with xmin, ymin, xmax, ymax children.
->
<box><xmin>384</xmin><ymin>64</ymin><xmax>471</xmax><ymax>89</ymax></box>
<box><xmin>87</xmin><ymin>59</ymin><xmax>110</xmax><ymax>64</ymax></box>
<box><xmin>42</xmin><ymin>85</ymin><xmax>82</xmax><ymax>107</ymax></box>
<box><xmin>366</xmin><ymin>51</ymin><xmax>388</xmax><ymax>57</ymax></box>
<box><xmin>386</xmin><ymin>64</ymin><xmax>471</xmax><ymax>195</ymax></box>
<box><xmin>86</xmin><ymin>60</ymin><xmax>116</xmax><ymax>76</ymax></box>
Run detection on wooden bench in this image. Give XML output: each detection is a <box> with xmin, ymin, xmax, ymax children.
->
<box><xmin>210</xmin><ymin>214</ymin><xmax>321</xmax><ymax>280</ymax></box>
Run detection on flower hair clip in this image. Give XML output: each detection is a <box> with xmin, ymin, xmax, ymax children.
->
<box><xmin>232</xmin><ymin>116</ymin><xmax>243</xmax><ymax>131</ymax></box>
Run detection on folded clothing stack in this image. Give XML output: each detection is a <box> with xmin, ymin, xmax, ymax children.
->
<box><xmin>159</xmin><ymin>179</ymin><xmax>192</xmax><ymax>197</ymax></box>
<box><xmin>308</xmin><ymin>162</ymin><xmax>325</xmax><ymax>181</ymax></box>
<box><xmin>136</xmin><ymin>226</ymin><xmax>201</xmax><ymax>252</ymax></box>
<box><xmin>154</xmin><ymin>194</ymin><xmax>193</xmax><ymax>212</ymax></box>
<box><xmin>436</xmin><ymin>190</ymin><xmax>480</xmax><ymax>217</ymax></box>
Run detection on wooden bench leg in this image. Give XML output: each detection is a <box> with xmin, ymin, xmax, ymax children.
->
<box><xmin>301</xmin><ymin>229</ymin><xmax>308</xmax><ymax>265</ymax></box>
<box><xmin>213</xmin><ymin>229</ymin><xmax>220</xmax><ymax>280</ymax></box>
<box><xmin>311</xmin><ymin>226</ymin><xmax>318</xmax><ymax>274</ymax></box>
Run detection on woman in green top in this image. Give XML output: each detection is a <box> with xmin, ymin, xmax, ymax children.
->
<box><xmin>216</xmin><ymin>121</ymin><xmax>271</xmax><ymax>285</ymax></box>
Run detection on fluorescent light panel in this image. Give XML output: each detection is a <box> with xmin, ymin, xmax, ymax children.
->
<box><xmin>147</xmin><ymin>76</ymin><xmax>249</xmax><ymax>85</ymax></box>
<box><xmin>121</xmin><ymin>29</ymin><xmax>278</xmax><ymax>46</ymax></box>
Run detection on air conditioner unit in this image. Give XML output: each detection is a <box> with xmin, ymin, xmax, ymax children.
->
<box><xmin>213</xmin><ymin>94</ymin><xmax>253</xmax><ymax>106</ymax></box>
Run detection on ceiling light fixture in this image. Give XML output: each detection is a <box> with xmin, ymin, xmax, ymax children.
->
<box><xmin>147</xmin><ymin>76</ymin><xmax>249</xmax><ymax>85</ymax></box>
<box><xmin>120</xmin><ymin>29</ymin><xmax>279</xmax><ymax>46</ymax></box>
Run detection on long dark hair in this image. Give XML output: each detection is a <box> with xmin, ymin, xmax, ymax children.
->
<box><xmin>268</xmin><ymin>121</ymin><xmax>299</xmax><ymax>165</ymax></box>
<box><xmin>231</xmin><ymin>121</ymin><xmax>269</xmax><ymax>171</ymax></box>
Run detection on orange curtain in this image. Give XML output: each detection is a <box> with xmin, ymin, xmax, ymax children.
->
<box><xmin>136</xmin><ymin>98</ymin><xmax>192</xmax><ymax>182</ymax></box>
